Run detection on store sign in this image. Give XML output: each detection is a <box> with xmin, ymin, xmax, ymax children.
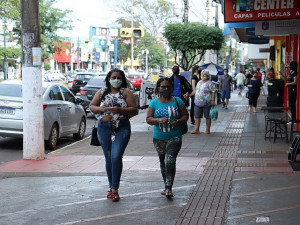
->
<box><xmin>225</xmin><ymin>0</ymin><xmax>300</xmax><ymax>22</ymax></box>
<box><xmin>255</xmin><ymin>19</ymin><xmax>300</xmax><ymax>35</ymax></box>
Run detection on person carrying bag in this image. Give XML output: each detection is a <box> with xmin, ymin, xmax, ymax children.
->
<box><xmin>146</xmin><ymin>77</ymin><xmax>189</xmax><ymax>199</ymax></box>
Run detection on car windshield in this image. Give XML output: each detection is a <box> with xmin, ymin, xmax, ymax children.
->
<box><xmin>0</xmin><ymin>84</ymin><xmax>22</xmax><ymax>97</ymax></box>
<box><xmin>87</xmin><ymin>77</ymin><xmax>106</xmax><ymax>86</ymax></box>
<box><xmin>75</xmin><ymin>74</ymin><xmax>96</xmax><ymax>80</ymax></box>
<box><xmin>127</xmin><ymin>75</ymin><xmax>141</xmax><ymax>79</ymax></box>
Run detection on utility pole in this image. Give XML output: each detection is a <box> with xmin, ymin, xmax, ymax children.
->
<box><xmin>183</xmin><ymin>0</ymin><xmax>189</xmax><ymax>23</ymax></box>
<box><xmin>130</xmin><ymin>0</ymin><xmax>134</xmax><ymax>70</ymax></box>
<box><xmin>21</xmin><ymin>0</ymin><xmax>44</xmax><ymax>159</ymax></box>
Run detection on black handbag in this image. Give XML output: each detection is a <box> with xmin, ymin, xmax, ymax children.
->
<box><xmin>174</xmin><ymin>97</ymin><xmax>188</xmax><ymax>135</ymax></box>
<box><xmin>90</xmin><ymin>125</ymin><xmax>100</xmax><ymax>146</ymax></box>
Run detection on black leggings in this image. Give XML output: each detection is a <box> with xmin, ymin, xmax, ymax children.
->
<box><xmin>248</xmin><ymin>92</ymin><xmax>260</xmax><ymax>107</ymax></box>
<box><xmin>289</xmin><ymin>88</ymin><xmax>297</xmax><ymax>120</ymax></box>
<box><xmin>153</xmin><ymin>137</ymin><xmax>182</xmax><ymax>190</ymax></box>
<box><xmin>190</xmin><ymin>96</ymin><xmax>195</xmax><ymax>123</ymax></box>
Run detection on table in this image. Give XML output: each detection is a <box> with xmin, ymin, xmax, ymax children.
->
<box><xmin>260</xmin><ymin>106</ymin><xmax>290</xmax><ymax>143</ymax></box>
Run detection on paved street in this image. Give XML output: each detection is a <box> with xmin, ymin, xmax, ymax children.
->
<box><xmin>0</xmin><ymin>91</ymin><xmax>299</xmax><ymax>225</ymax></box>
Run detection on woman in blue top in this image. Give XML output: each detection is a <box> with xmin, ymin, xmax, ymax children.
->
<box><xmin>146</xmin><ymin>77</ymin><xmax>189</xmax><ymax>198</ymax></box>
<box><xmin>246</xmin><ymin>72</ymin><xmax>263</xmax><ymax>113</ymax></box>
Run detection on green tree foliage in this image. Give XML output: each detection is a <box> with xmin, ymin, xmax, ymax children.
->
<box><xmin>164</xmin><ymin>22</ymin><xmax>224</xmax><ymax>71</ymax></box>
<box><xmin>0</xmin><ymin>0</ymin><xmax>20</xmax><ymax>21</ymax></box>
<box><xmin>2</xmin><ymin>0</ymin><xmax>73</xmax><ymax>60</ymax></box>
<box><xmin>116</xmin><ymin>18</ymin><xmax>164</xmax><ymax>69</ymax></box>
<box><xmin>137</xmin><ymin>33</ymin><xmax>164</xmax><ymax>68</ymax></box>
<box><xmin>0</xmin><ymin>47</ymin><xmax>21</xmax><ymax>65</ymax></box>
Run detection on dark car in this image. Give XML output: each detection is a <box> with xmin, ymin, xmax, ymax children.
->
<box><xmin>79</xmin><ymin>76</ymin><xmax>140</xmax><ymax>114</ymax></box>
<box><xmin>71</xmin><ymin>73</ymin><xmax>98</xmax><ymax>95</ymax></box>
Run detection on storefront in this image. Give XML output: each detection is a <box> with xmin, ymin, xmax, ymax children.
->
<box><xmin>221</xmin><ymin>0</ymin><xmax>300</xmax><ymax>122</ymax></box>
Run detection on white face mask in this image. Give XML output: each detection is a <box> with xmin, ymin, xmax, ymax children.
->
<box><xmin>110</xmin><ymin>79</ymin><xmax>123</xmax><ymax>88</ymax></box>
<box><xmin>224</xmin><ymin>72</ymin><xmax>228</xmax><ymax>75</ymax></box>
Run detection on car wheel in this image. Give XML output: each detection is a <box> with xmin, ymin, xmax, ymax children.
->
<box><xmin>45</xmin><ymin>124</ymin><xmax>59</xmax><ymax>150</ymax></box>
<box><xmin>73</xmin><ymin>117</ymin><xmax>86</xmax><ymax>141</ymax></box>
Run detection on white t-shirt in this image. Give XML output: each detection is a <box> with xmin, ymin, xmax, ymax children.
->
<box><xmin>235</xmin><ymin>73</ymin><xmax>246</xmax><ymax>85</ymax></box>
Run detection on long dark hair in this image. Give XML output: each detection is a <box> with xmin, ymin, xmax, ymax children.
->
<box><xmin>191</xmin><ymin>65</ymin><xmax>200</xmax><ymax>82</ymax></box>
<box><xmin>101</xmin><ymin>69</ymin><xmax>127</xmax><ymax>101</ymax></box>
<box><xmin>154</xmin><ymin>77</ymin><xmax>173</xmax><ymax>95</ymax></box>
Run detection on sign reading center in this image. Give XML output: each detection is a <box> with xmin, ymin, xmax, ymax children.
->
<box><xmin>225</xmin><ymin>0</ymin><xmax>300</xmax><ymax>22</ymax></box>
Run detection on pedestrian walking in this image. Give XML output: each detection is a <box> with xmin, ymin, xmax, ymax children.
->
<box><xmin>219</xmin><ymin>68</ymin><xmax>233</xmax><ymax>109</ymax></box>
<box><xmin>191</xmin><ymin>70</ymin><xmax>217</xmax><ymax>134</ymax></box>
<box><xmin>235</xmin><ymin>69</ymin><xmax>246</xmax><ymax>96</ymax></box>
<box><xmin>246</xmin><ymin>72</ymin><xmax>263</xmax><ymax>113</ymax></box>
<box><xmin>169</xmin><ymin>65</ymin><xmax>193</xmax><ymax>107</ymax></box>
<box><xmin>245</xmin><ymin>69</ymin><xmax>253</xmax><ymax>85</ymax></box>
<box><xmin>189</xmin><ymin>65</ymin><xmax>201</xmax><ymax>125</ymax></box>
<box><xmin>146</xmin><ymin>77</ymin><xmax>189</xmax><ymax>199</ymax></box>
<box><xmin>89</xmin><ymin>68</ymin><xmax>138</xmax><ymax>202</ymax></box>
<box><xmin>232</xmin><ymin>72</ymin><xmax>237</xmax><ymax>90</ymax></box>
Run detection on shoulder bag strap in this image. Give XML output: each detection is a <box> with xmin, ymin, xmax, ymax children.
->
<box><xmin>174</xmin><ymin>97</ymin><xmax>181</xmax><ymax>117</ymax></box>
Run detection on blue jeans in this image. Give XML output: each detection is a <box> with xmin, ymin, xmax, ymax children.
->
<box><xmin>97</xmin><ymin>119</ymin><xmax>131</xmax><ymax>189</ymax></box>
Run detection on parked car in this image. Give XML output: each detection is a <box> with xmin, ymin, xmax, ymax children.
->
<box><xmin>0</xmin><ymin>80</ymin><xmax>87</xmax><ymax>150</ymax></box>
<box><xmin>45</xmin><ymin>71</ymin><xmax>66</xmax><ymax>81</ymax></box>
<box><xmin>79</xmin><ymin>76</ymin><xmax>140</xmax><ymax>114</ymax></box>
<box><xmin>71</xmin><ymin>73</ymin><xmax>99</xmax><ymax>95</ymax></box>
<box><xmin>127</xmin><ymin>74</ymin><xmax>143</xmax><ymax>89</ymax></box>
<box><xmin>67</xmin><ymin>74</ymin><xmax>76</xmax><ymax>89</ymax></box>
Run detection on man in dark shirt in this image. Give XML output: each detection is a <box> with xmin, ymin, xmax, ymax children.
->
<box><xmin>219</xmin><ymin>68</ymin><xmax>233</xmax><ymax>109</ymax></box>
<box><xmin>170</xmin><ymin>65</ymin><xmax>192</xmax><ymax>107</ymax></box>
<box><xmin>286</xmin><ymin>61</ymin><xmax>298</xmax><ymax>120</ymax></box>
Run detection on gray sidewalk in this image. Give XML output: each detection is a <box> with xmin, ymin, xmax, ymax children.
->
<box><xmin>0</xmin><ymin>91</ymin><xmax>299</xmax><ymax>225</ymax></box>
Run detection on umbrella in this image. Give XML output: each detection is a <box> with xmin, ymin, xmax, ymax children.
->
<box><xmin>200</xmin><ymin>63</ymin><xmax>224</xmax><ymax>76</ymax></box>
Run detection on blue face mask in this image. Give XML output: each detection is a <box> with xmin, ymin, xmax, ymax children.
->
<box><xmin>110</xmin><ymin>79</ymin><xmax>122</xmax><ymax>88</ymax></box>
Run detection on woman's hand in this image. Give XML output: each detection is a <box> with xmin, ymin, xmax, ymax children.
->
<box><xmin>171</xmin><ymin>119</ymin><xmax>181</xmax><ymax>126</ymax></box>
<box><xmin>159</xmin><ymin>117</ymin><xmax>169</xmax><ymax>125</ymax></box>
<box><xmin>107</xmin><ymin>106</ymin><xmax>120</xmax><ymax>114</ymax></box>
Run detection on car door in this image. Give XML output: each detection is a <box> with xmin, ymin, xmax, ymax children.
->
<box><xmin>60</xmin><ymin>86</ymin><xmax>78</xmax><ymax>132</ymax></box>
<box><xmin>47</xmin><ymin>85</ymin><xmax>68</xmax><ymax>133</ymax></box>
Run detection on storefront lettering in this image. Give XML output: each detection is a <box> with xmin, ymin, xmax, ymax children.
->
<box><xmin>254</xmin><ymin>0</ymin><xmax>294</xmax><ymax>10</ymax></box>
<box><xmin>234</xmin><ymin>13</ymin><xmax>253</xmax><ymax>19</ymax></box>
<box><xmin>258</xmin><ymin>11</ymin><xmax>291</xmax><ymax>17</ymax></box>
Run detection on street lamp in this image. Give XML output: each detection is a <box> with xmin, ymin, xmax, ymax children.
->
<box><xmin>142</xmin><ymin>49</ymin><xmax>149</xmax><ymax>75</ymax></box>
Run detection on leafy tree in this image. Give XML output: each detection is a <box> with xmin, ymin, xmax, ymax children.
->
<box><xmin>112</xmin><ymin>0</ymin><xmax>175</xmax><ymax>38</ymax></box>
<box><xmin>164</xmin><ymin>22</ymin><xmax>224</xmax><ymax>71</ymax></box>
<box><xmin>0</xmin><ymin>0</ymin><xmax>20</xmax><ymax>21</ymax></box>
<box><xmin>2</xmin><ymin>0</ymin><xmax>73</xmax><ymax>61</ymax></box>
<box><xmin>136</xmin><ymin>33</ymin><xmax>164</xmax><ymax>68</ymax></box>
<box><xmin>116</xmin><ymin>18</ymin><xmax>164</xmax><ymax>69</ymax></box>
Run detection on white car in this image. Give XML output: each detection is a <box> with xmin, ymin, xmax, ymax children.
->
<box><xmin>0</xmin><ymin>80</ymin><xmax>87</xmax><ymax>150</ymax></box>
